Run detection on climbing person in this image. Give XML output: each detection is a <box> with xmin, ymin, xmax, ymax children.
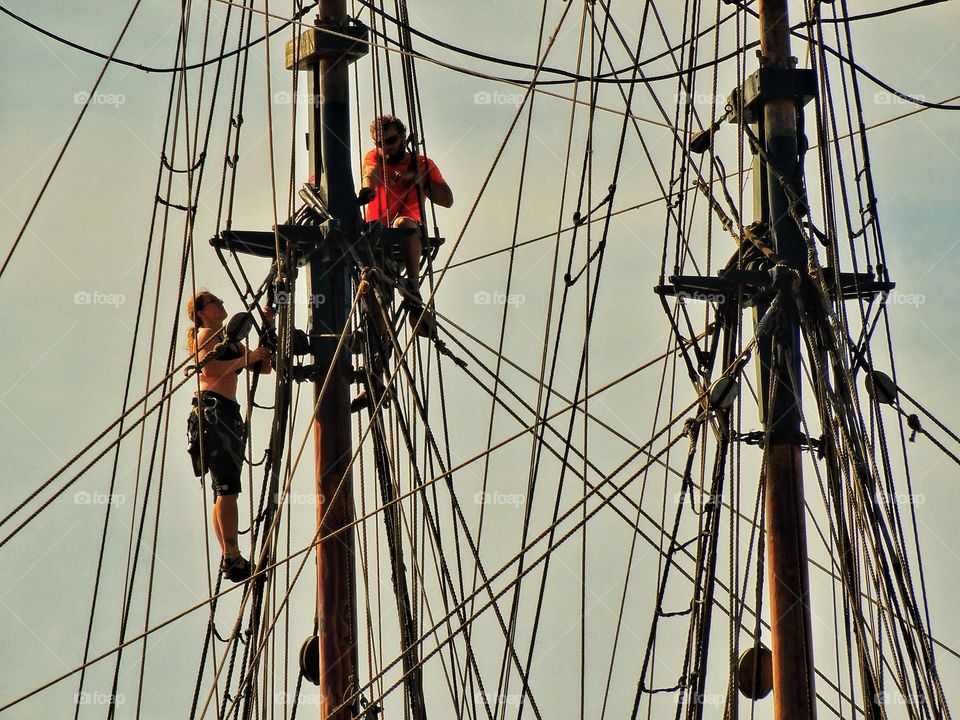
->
<box><xmin>357</xmin><ymin>114</ymin><xmax>453</xmax><ymax>337</ymax></box>
<box><xmin>185</xmin><ymin>291</ymin><xmax>272</xmax><ymax>583</ymax></box>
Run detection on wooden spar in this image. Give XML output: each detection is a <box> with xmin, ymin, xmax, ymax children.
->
<box><xmin>311</xmin><ymin>2</ymin><xmax>358</xmax><ymax>715</ymax></box>
<box><xmin>756</xmin><ymin>1</ymin><xmax>818</xmax><ymax>718</ymax></box>
<box><xmin>287</xmin><ymin>1</ymin><xmax>363</xmax><ymax>717</ymax></box>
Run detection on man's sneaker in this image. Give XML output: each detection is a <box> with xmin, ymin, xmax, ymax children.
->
<box><xmin>400</xmin><ymin>280</ymin><xmax>437</xmax><ymax>338</ymax></box>
<box><xmin>221</xmin><ymin>555</ymin><xmax>254</xmax><ymax>583</ymax></box>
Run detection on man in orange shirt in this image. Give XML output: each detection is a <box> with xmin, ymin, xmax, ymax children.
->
<box><xmin>358</xmin><ymin>115</ymin><xmax>453</xmax><ymax>334</ymax></box>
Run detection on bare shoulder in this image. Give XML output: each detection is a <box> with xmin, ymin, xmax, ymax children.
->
<box><xmin>195</xmin><ymin>327</ymin><xmax>221</xmax><ymax>355</ymax></box>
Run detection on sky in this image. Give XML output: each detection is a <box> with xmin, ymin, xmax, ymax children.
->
<box><xmin>2</xmin><ymin>1</ymin><xmax>960</xmax><ymax>718</ymax></box>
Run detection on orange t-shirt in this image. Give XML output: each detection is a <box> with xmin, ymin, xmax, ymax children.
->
<box><xmin>362</xmin><ymin>148</ymin><xmax>445</xmax><ymax>224</ymax></box>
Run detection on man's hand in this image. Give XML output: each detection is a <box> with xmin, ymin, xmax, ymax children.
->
<box><xmin>357</xmin><ymin>186</ymin><xmax>376</xmax><ymax>205</ymax></box>
<box><xmin>262</xmin><ymin>304</ymin><xmax>275</xmax><ymax>327</ymax></box>
<box><xmin>248</xmin><ymin>346</ymin><xmax>271</xmax><ymax>367</ymax></box>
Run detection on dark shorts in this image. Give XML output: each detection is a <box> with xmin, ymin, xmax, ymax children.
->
<box><xmin>186</xmin><ymin>391</ymin><xmax>246</xmax><ymax>497</ymax></box>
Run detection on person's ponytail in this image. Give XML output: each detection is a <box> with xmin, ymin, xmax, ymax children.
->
<box><xmin>185</xmin><ymin>294</ymin><xmax>205</xmax><ymax>353</ymax></box>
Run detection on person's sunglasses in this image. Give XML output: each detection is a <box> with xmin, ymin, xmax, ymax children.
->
<box><xmin>376</xmin><ymin>133</ymin><xmax>402</xmax><ymax>148</ymax></box>
<box><xmin>201</xmin><ymin>296</ymin><xmax>223</xmax><ymax>309</ymax></box>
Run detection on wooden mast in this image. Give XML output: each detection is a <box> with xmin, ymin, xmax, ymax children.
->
<box><xmin>755</xmin><ymin>1</ymin><xmax>818</xmax><ymax>717</ymax></box>
<box><xmin>287</xmin><ymin>3</ymin><xmax>365</xmax><ymax>717</ymax></box>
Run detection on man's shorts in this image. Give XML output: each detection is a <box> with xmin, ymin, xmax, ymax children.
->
<box><xmin>186</xmin><ymin>391</ymin><xmax>246</xmax><ymax>497</ymax></box>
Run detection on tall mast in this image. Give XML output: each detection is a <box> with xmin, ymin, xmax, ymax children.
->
<box><xmin>755</xmin><ymin>1</ymin><xmax>817</xmax><ymax>717</ymax></box>
<box><xmin>287</xmin><ymin>3</ymin><xmax>367</xmax><ymax>718</ymax></box>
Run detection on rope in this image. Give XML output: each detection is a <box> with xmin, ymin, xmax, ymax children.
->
<box><xmin>0</xmin><ymin>0</ymin><xmax>147</xmax><ymax>281</ymax></box>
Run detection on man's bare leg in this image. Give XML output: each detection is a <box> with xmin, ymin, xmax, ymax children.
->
<box><xmin>215</xmin><ymin>494</ymin><xmax>241</xmax><ymax>560</ymax></box>
<box><xmin>212</xmin><ymin>500</ymin><xmax>225</xmax><ymax>556</ymax></box>
<box><xmin>394</xmin><ymin>217</ymin><xmax>435</xmax><ymax>337</ymax></box>
<box><xmin>394</xmin><ymin>217</ymin><xmax>422</xmax><ymax>285</ymax></box>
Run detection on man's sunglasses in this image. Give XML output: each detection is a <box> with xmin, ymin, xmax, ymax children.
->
<box><xmin>375</xmin><ymin>133</ymin><xmax>403</xmax><ymax>148</ymax></box>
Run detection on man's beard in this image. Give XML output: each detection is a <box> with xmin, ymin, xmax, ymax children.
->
<box><xmin>385</xmin><ymin>148</ymin><xmax>406</xmax><ymax>164</ymax></box>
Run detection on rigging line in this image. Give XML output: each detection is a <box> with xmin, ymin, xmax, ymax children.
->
<box><xmin>122</xmin><ymin>7</ymin><xmax>223</xmax><ymax>710</ymax></box>
<box><xmin>216</xmin><ymin>0</ymin><xmax>257</xmax><ymax>233</ymax></box>
<box><xmin>219</xmin><ymin>430</ymin><xmax>480</xmax><ymax>720</ymax></box>
<box><xmin>363</xmin><ymin>364</ymin><xmax>432</xmax><ymax>719</ymax></box>
<box><xmin>215</xmin><ymin>0</ymin><xmax>675</xmax><ymax>131</ymax></box>
<box><xmin>0</xmin><ymin>329</ymin><xmax>226</xmax><ymax>538</ymax></box>
<box><xmin>810</xmin><ymin>0</ymin><xmax>951</xmax><ymax>24</ymax></box>
<box><xmin>288</xmin><ymin>287</ymin><xmax>697</xmax><ymax>598</ymax></box>
<box><xmin>353</xmin><ymin>313</ymin><xmax>446</xmax><ymax>697</ymax></box>
<box><xmin>355</xmin><ymin>0</ymin><xmax>749</xmax><ymax>84</ymax></box>
<box><xmin>513</xmin><ymin>5</ymin><xmax>647</xmax><ymax>708</ymax></box>
<box><xmin>438</xmin><ymin>327</ymin><xmax>689</xmax><ymax>536</ymax></box>
<box><xmin>6</xmin><ymin>322</ymin><xmax>735</xmax><ymax>714</ymax></box>
<box><xmin>338</xmin><ymin>426</ymin><xmax>699</xmax><ymax>719</ymax></box>
<box><xmin>891</xmin><ymin>406</ymin><xmax>960</xmax><ymax>467</ymax></box>
<box><xmin>398</xmin><ymin>3</ymin><xmax>583</xmax><ymax>348</ymax></box>
<box><xmin>439</xmin><ymin>316</ymin><xmax>878</xmax><ymax>698</ymax></box>
<box><xmin>0</xmin><ymin>2</ymin><xmax>318</xmax><ymax>74</ymax></box>
<box><xmin>603</xmin><ymin>316</ymin><xmax>680</xmax><ymax>720</ymax></box>
<box><xmin>216</xmin><ymin>0</ymin><xmax>956</xmax><ymax>116</ymax></box>
<box><xmin>793</xmin><ymin>326</ymin><xmax>944</xmax><ymax>709</ymax></box>
<box><xmin>502</xmin><ymin>37</ymin><xmax>601</xmax><ymax>715</ymax></box>
<box><xmin>425</xmin><ymin>348</ymin><xmax>478</xmax><ymax>715</ymax></box>
<box><xmin>71</xmin><ymin>10</ymin><xmax>195</xmax><ymax>706</ymax></box>
<box><xmin>13</xmin><ymin>379</ymin><xmax>952</xmax><ymax>720</ymax></box>
<box><xmin>133</xmin><ymin>373</ymin><xmax>178</xmax><ymax>715</ymax></box>
<box><xmin>1</xmin><ymin>471</ymin><xmax>739</xmax><ymax>717</ymax></box>
<box><xmin>436</xmin><ymin>330</ymin><xmax>953</xmax><ymax>716</ymax></box>
<box><xmin>847</xmin><ymin>0</ymin><xmax>943</xmax><ymax>652</ymax></box>
<box><xmin>219</xmin><ymin>359</ymin><xmax>510</xmax><ymax>720</ymax></box>
<box><xmin>795</xmin><ymin>339</ymin><xmax>906</xmax><ymax>702</ymax></box>
<box><xmin>0</xmin><ymin>0</ymin><xmax>146</xmax><ymax>282</ymax></box>
<box><xmin>360</xmin><ymin>362</ymin><xmax>477</xmax><ymax>720</ymax></box>
<box><xmin>798</xmin><ymin>274</ymin><xmax>937</xmax><ymax>674</ymax></box>
<box><xmin>441</xmin><ymin>312</ymin><xmax>710</xmax><ymax>459</ymax></box>
<box><xmin>473</xmin><ymin>2</ymin><xmax>556</xmax><ymax>713</ymax></box>
<box><xmin>445</xmin><ymin>168</ymin><xmax>752</xmax><ymax>271</ymax></box>
<box><xmin>319</xmin><ymin>344</ymin><xmax>713</xmax><ymax>588</ymax></box>
<box><xmin>362</xmin><ymin>0</ymin><xmax>887</xmax><ymax>96</ymax></box>
<box><xmin>896</xmin><ymin>385</ymin><xmax>960</xmax><ymax>450</ymax></box>
<box><xmin>261</xmin><ymin>0</ymin><xmax>284</xmax><ymax>262</ymax></box>
<box><xmin>583</xmin><ymin>0</ymin><xmax>715</xmax><ymax>283</ymax></box>
<box><xmin>363</xmin><ymin>286</ymin><xmax>546</xmax><ymax>720</ymax></box>
<box><xmin>733</xmin><ymin>1</ymin><xmax>960</xmax><ymax>111</ymax></box>
<box><xmin>798</xmin><ymin>302</ymin><xmax>949</xmax><ymax>708</ymax></box>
